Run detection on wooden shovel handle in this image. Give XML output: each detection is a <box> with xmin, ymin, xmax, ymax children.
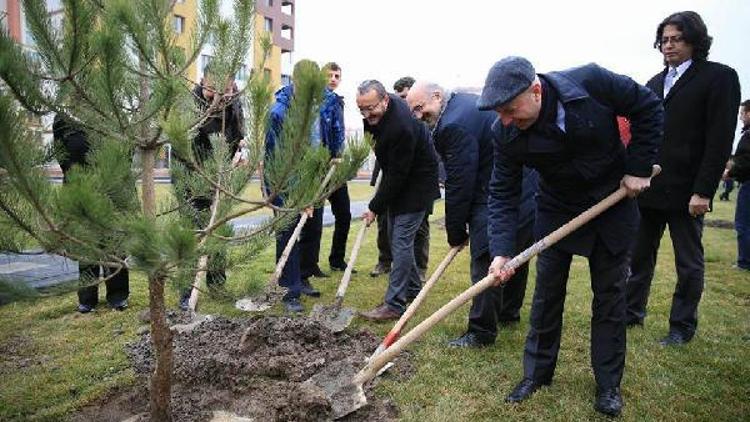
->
<box><xmin>332</xmin><ymin>173</ymin><xmax>382</xmax><ymax>302</ymax></box>
<box><xmin>353</xmin><ymin>165</ymin><xmax>660</xmax><ymax>385</ymax></box>
<box><xmin>269</xmin><ymin>163</ymin><xmax>338</xmax><ymax>285</ymax></box>
<box><xmin>377</xmin><ymin>245</ymin><xmax>463</xmax><ymax>352</ymax></box>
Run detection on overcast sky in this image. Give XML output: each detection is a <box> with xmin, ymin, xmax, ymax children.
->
<box><xmin>293</xmin><ymin>0</ymin><xmax>750</xmax><ymax>137</ymax></box>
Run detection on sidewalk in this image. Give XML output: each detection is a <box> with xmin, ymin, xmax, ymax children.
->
<box><xmin>0</xmin><ymin>201</ymin><xmax>371</xmax><ymax>291</ymax></box>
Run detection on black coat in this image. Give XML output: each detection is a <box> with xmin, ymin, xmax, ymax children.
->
<box><xmin>434</xmin><ymin>92</ymin><xmax>537</xmax><ymax>248</ymax></box>
<box><xmin>639</xmin><ymin>60</ymin><xmax>741</xmax><ymax>209</ymax></box>
<box><xmin>489</xmin><ymin>63</ymin><xmax>663</xmax><ymax>258</ymax></box>
<box><xmin>53</xmin><ymin>114</ymin><xmax>89</xmax><ymax>182</ymax></box>
<box><xmin>192</xmin><ymin>84</ymin><xmax>245</xmax><ymax>162</ymax></box>
<box><xmin>365</xmin><ymin>94</ymin><xmax>440</xmax><ymax>216</ymax></box>
<box><xmin>729</xmin><ymin>125</ymin><xmax>750</xmax><ymax>183</ymax></box>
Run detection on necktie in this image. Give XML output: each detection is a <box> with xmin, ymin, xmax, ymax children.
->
<box><xmin>663</xmin><ymin>67</ymin><xmax>678</xmax><ymax>97</ymax></box>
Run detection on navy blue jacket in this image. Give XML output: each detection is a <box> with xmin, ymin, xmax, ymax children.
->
<box><xmin>488</xmin><ymin>63</ymin><xmax>663</xmax><ymax>258</ymax></box>
<box><xmin>320</xmin><ymin>88</ymin><xmax>345</xmax><ymax>157</ymax></box>
<box><xmin>365</xmin><ymin>94</ymin><xmax>440</xmax><ymax>216</ymax></box>
<box><xmin>433</xmin><ymin>92</ymin><xmax>537</xmax><ymax>247</ymax></box>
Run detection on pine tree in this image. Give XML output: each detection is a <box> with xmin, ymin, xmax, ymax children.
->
<box><xmin>0</xmin><ymin>1</ymin><xmax>369</xmax><ymax>420</ymax></box>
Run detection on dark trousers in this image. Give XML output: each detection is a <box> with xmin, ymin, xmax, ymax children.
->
<box><xmin>376</xmin><ymin>212</ymin><xmax>430</xmax><ymax>273</ymax></box>
<box><xmin>626</xmin><ymin>207</ymin><xmax>704</xmax><ymax>339</ymax></box>
<box><xmin>328</xmin><ymin>184</ymin><xmax>351</xmax><ymax>266</ymax></box>
<box><xmin>523</xmin><ymin>242</ymin><xmax>628</xmax><ymax>389</ymax></box>
<box><xmin>78</xmin><ymin>264</ymin><xmax>129</xmax><ymax>307</ymax></box>
<box><xmin>299</xmin><ymin>207</ymin><xmax>324</xmax><ymax>279</ymax></box>
<box><xmin>468</xmin><ymin>217</ymin><xmax>532</xmax><ymax>339</ymax></box>
<box><xmin>384</xmin><ymin>210</ymin><xmax>426</xmax><ymax>313</ymax></box>
<box><xmin>276</xmin><ymin>214</ymin><xmax>303</xmax><ymax>299</ymax></box>
<box><xmin>736</xmin><ymin>183</ymin><xmax>750</xmax><ymax>270</ymax></box>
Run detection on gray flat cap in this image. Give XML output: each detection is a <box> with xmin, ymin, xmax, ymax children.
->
<box><xmin>477</xmin><ymin>56</ymin><xmax>535</xmax><ymax>111</ymax></box>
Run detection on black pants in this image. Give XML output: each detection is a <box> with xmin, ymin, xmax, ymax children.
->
<box><xmin>327</xmin><ymin>184</ymin><xmax>351</xmax><ymax>267</ymax></box>
<box><xmin>299</xmin><ymin>207</ymin><xmax>324</xmax><ymax>279</ymax></box>
<box><xmin>523</xmin><ymin>241</ymin><xmax>628</xmax><ymax>389</ymax></box>
<box><xmin>468</xmin><ymin>217</ymin><xmax>532</xmax><ymax>339</ymax></box>
<box><xmin>626</xmin><ymin>207</ymin><xmax>704</xmax><ymax>339</ymax></box>
<box><xmin>78</xmin><ymin>264</ymin><xmax>129</xmax><ymax>307</ymax></box>
<box><xmin>376</xmin><ymin>212</ymin><xmax>430</xmax><ymax>272</ymax></box>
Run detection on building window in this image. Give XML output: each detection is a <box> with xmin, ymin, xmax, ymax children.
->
<box><xmin>264</xmin><ymin>17</ymin><xmax>273</xmax><ymax>32</ymax></box>
<box><xmin>175</xmin><ymin>0</ymin><xmax>185</xmax><ymax>3</ymax></box>
<box><xmin>173</xmin><ymin>15</ymin><xmax>185</xmax><ymax>34</ymax></box>
<box><xmin>200</xmin><ymin>54</ymin><xmax>213</xmax><ymax>72</ymax></box>
<box><xmin>281</xmin><ymin>25</ymin><xmax>292</xmax><ymax>40</ymax></box>
<box><xmin>281</xmin><ymin>2</ymin><xmax>293</xmax><ymax>15</ymax></box>
<box><xmin>236</xmin><ymin>64</ymin><xmax>249</xmax><ymax>81</ymax></box>
<box><xmin>266</xmin><ymin>0</ymin><xmax>273</xmax><ymax>6</ymax></box>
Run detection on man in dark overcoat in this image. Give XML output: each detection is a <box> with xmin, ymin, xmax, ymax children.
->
<box><xmin>626</xmin><ymin>11</ymin><xmax>741</xmax><ymax>346</ymax></box>
<box><xmin>482</xmin><ymin>56</ymin><xmax>662</xmax><ymax>416</ymax></box>
<box><xmin>406</xmin><ymin>81</ymin><xmax>538</xmax><ymax>347</ymax></box>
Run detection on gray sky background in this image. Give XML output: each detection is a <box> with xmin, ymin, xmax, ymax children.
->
<box><xmin>294</xmin><ymin>0</ymin><xmax>750</xmax><ymax>139</ymax></box>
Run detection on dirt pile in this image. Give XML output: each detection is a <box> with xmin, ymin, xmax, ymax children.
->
<box><xmin>75</xmin><ymin>315</ymin><xmax>409</xmax><ymax>421</ymax></box>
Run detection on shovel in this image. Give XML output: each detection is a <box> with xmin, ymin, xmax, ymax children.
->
<box><xmin>235</xmin><ymin>162</ymin><xmax>339</xmax><ymax>312</ymax></box>
<box><xmin>369</xmin><ymin>244</ymin><xmax>463</xmax><ymax>359</ymax></box>
<box><xmin>309</xmin><ymin>174</ymin><xmax>383</xmax><ymax>332</ymax></box>
<box><xmin>305</xmin><ymin>166</ymin><xmax>660</xmax><ymax>419</ymax></box>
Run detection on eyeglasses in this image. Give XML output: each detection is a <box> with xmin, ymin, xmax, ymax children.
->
<box><xmin>660</xmin><ymin>35</ymin><xmax>685</xmax><ymax>46</ymax></box>
<box><xmin>358</xmin><ymin>98</ymin><xmax>384</xmax><ymax>115</ymax></box>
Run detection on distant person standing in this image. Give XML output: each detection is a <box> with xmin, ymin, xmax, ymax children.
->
<box><xmin>320</xmin><ymin>62</ymin><xmax>353</xmax><ymax>272</ymax></box>
<box><xmin>724</xmin><ymin>99</ymin><xmax>750</xmax><ymax>271</ymax></box>
<box><xmin>53</xmin><ymin>115</ymin><xmax>130</xmax><ymax>313</ymax></box>
<box><xmin>626</xmin><ymin>11</ymin><xmax>741</xmax><ymax>346</ymax></box>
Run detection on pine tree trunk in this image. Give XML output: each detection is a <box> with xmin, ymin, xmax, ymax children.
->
<box><xmin>148</xmin><ymin>272</ymin><xmax>173</xmax><ymax>422</ymax></box>
<box><xmin>141</xmin><ymin>145</ymin><xmax>173</xmax><ymax>421</ymax></box>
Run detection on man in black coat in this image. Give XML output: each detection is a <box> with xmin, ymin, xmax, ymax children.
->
<box><xmin>357</xmin><ymin>80</ymin><xmax>440</xmax><ymax>321</ymax></box>
<box><xmin>176</xmin><ymin>67</ymin><xmax>245</xmax><ymax>310</ymax></box>
<box><xmin>481</xmin><ymin>56</ymin><xmax>662</xmax><ymax>416</ymax></box>
<box><xmin>53</xmin><ymin>115</ymin><xmax>130</xmax><ymax>313</ymax></box>
<box><xmin>626</xmin><ymin>11</ymin><xmax>741</xmax><ymax>346</ymax></box>
<box><xmin>406</xmin><ymin>81</ymin><xmax>538</xmax><ymax>347</ymax></box>
<box><xmin>725</xmin><ymin>99</ymin><xmax>750</xmax><ymax>271</ymax></box>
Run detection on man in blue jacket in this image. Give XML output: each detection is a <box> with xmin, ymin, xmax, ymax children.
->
<box><xmin>406</xmin><ymin>81</ymin><xmax>538</xmax><ymax>347</ymax></box>
<box><xmin>265</xmin><ymin>60</ymin><xmax>324</xmax><ymax>312</ymax></box>
<box><xmin>482</xmin><ymin>57</ymin><xmax>662</xmax><ymax>416</ymax></box>
<box><xmin>320</xmin><ymin>62</ymin><xmax>352</xmax><ymax>272</ymax></box>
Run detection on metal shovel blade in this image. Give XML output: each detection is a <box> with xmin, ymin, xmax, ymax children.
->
<box><xmin>309</xmin><ymin>303</ymin><xmax>356</xmax><ymax>333</ymax></box>
<box><xmin>303</xmin><ymin>360</ymin><xmax>367</xmax><ymax>419</ymax></box>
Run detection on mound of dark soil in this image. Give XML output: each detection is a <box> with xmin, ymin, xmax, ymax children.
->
<box><xmin>74</xmin><ymin>315</ymin><xmax>410</xmax><ymax>421</ymax></box>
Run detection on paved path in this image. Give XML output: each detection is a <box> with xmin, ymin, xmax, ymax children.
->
<box><xmin>0</xmin><ymin>202</ymin><xmax>371</xmax><ymax>291</ymax></box>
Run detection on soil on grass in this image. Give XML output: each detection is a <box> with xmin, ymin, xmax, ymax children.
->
<box><xmin>73</xmin><ymin>315</ymin><xmax>411</xmax><ymax>421</ymax></box>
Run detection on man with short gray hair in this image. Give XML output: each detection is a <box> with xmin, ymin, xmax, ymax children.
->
<box><xmin>357</xmin><ymin>80</ymin><xmax>440</xmax><ymax>321</ymax></box>
<box><xmin>406</xmin><ymin>81</ymin><xmax>538</xmax><ymax>348</ymax></box>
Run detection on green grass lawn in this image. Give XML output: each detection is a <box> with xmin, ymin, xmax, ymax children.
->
<box><xmin>1</xmin><ymin>189</ymin><xmax>748</xmax><ymax>421</ymax></box>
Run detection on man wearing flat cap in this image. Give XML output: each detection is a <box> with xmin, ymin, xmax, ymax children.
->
<box><xmin>482</xmin><ymin>56</ymin><xmax>663</xmax><ymax>416</ymax></box>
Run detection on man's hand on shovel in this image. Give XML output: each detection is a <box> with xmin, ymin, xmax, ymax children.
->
<box><xmin>489</xmin><ymin>256</ymin><xmax>516</xmax><ymax>287</ymax></box>
<box><xmin>621</xmin><ymin>174</ymin><xmax>651</xmax><ymax>198</ymax></box>
<box><xmin>362</xmin><ymin>210</ymin><xmax>376</xmax><ymax>226</ymax></box>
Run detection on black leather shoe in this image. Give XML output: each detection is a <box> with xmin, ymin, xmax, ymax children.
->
<box><xmin>505</xmin><ymin>378</ymin><xmax>549</xmax><ymax>403</ymax></box>
<box><xmin>77</xmin><ymin>304</ymin><xmax>96</xmax><ymax>314</ymax></box>
<box><xmin>301</xmin><ymin>279</ymin><xmax>321</xmax><ymax>297</ymax></box>
<box><xmin>447</xmin><ymin>332</ymin><xmax>495</xmax><ymax>348</ymax></box>
<box><xmin>282</xmin><ymin>296</ymin><xmax>303</xmax><ymax>313</ymax></box>
<box><xmin>659</xmin><ymin>332</ymin><xmax>690</xmax><ymax>346</ymax></box>
<box><xmin>369</xmin><ymin>262</ymin><xmax>391</xmax><ymax>277</ymax></box>
<box><xmin>109</xmin><ymin>300</ymin><xmax>128</xmax><ymax>311</ymax></box>
<box><xmin>330</xmin><ymin>262</ymin><xmax>357</xmax><ymax>273</ymax></box>
<box><xmin>594</xmin><ymin>387</ymin><xmax>623</xmax><ymax>417</ymax></box>
<box><xmin>310</xmin><ymin>267</ymin><xmax>330</xmax><ymax>278</ymax></box>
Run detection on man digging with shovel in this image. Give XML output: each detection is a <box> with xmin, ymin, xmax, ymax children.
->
<box><xmin>482</xmin><ymin>56</ymin><xmax>663</xmax><ymax>417</ymax></box>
